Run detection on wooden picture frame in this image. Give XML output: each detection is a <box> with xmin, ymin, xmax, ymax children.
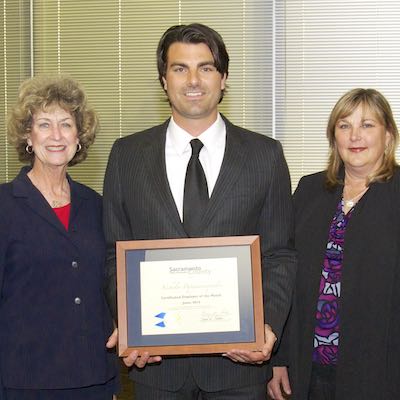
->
<box><xmin>116</xmin><ymin>235</ymin><xmax>264</xmax><ymax>356</ymax></box>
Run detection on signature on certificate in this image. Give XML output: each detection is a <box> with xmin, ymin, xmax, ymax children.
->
<box><xmin>201</xmin><ymin>310</ymin><xmax>231</xmax><ymax>322</ymax></box>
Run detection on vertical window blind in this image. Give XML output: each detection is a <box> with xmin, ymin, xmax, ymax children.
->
<box><xmin>275</xmin><ymin>0</ymin><xmax>400</xmax><ymax>190</ymax></box>
<box><xmin>1</xmin><ymin>0</ymin><xmax>273</xmax><ymax>192</ymax></box>
<box><xmin>0</xmin><ymin>0</ymin><xmax>30</xmax><ymax>184</ymax></box>
<box><xmin>3</xmin><ymin>0</ymin><xmax>400</xmax><ymax>192</ymax></box>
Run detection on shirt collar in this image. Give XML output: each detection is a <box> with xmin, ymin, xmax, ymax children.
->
<box><xmin>167</xmin><ymin>113</ymin><xmax>226</xmax><ymax>156</ymax></box>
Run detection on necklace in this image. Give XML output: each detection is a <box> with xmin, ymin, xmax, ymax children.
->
<box><xmin>51</xmin><ymin>199</ymin><xmax>64</xmax><ymax>208</ymax></box>
<box><xmin>27</xmin><ymin>172</ymin><xmax>70</xmax><ymax>209</ymax></box>
<box><xmin>343</xmin><ymin>187</ymin><xmax>368</xmax><ymax>208</ymax></box>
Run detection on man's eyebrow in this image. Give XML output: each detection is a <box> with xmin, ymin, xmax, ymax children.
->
<box><xmin>198</xmin><ymin>61</ymin><xmax>216</xmax><ymax>67</ymax></box>
<box><xmin>169</xmin><ymin>62</ymin><xmax>188</xmax><ymax>67</ymax></box>
<box><xmin>168</xmin><ymin>61</ymin><xmax>216</xmax><ymax>68</ymax></box>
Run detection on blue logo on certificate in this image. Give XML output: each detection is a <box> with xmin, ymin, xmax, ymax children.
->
<box><xmin>155</xmin><ymin>312</ymin><xmax>166</xmax><ymax>328</ymax></box>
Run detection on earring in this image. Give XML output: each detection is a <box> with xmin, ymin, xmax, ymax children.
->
<box><xmin>384</xmin><ymin>143</ymin><xmax>389</xmax><ymax>154</ymax></box>
<box><xmin>76</xmin><ymin>143</ymin><xmax>82</xmax><ymax>153</ymax></box>
<box><xmin>26</xmin><ymin>144</ymin><xmax>33</xmax><ymax>154</ymax></box>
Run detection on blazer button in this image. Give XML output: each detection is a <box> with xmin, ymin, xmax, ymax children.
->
<box><xmin>74</xmin><ymin>297</ymin><xmax>81</xmax><ymax>305</ymax></box>
<box><xmin>72</xmin><ymin>261</ymin><xmax>78</xmax><ymax>268</ymax></box>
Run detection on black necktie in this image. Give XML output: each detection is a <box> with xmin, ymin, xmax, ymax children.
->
<box><xmin>183</xmin><ymin>139</ymin><xmax>209</xmax><ymax>237</ymax></box>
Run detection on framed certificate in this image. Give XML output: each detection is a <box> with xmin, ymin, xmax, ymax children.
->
<box><xmin>116</xmin><ymin>235</ymin><xmax>264</xmax><ymax>356</ymax></box>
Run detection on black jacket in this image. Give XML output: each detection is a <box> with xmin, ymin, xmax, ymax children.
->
<box><xmin>281</xmin><ymin>168</ymin><xmax>400</xmax><ymax>399</ymax></box>
<box><xmin>103</xmin><ymin>116</ymin><xmax>296</xmax><ymax>391</ymax></box>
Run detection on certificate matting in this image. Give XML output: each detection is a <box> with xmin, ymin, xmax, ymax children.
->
<box><xmin>117</xmin><ymin>236</ymin><xmax>264</xmax><ymax>356</ymax></box>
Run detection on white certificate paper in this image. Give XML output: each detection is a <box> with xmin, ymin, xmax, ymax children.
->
<box><xmin>140</xmin><ymin>257</ymin><xmax>240</xmax><ymax>335</ymax></box>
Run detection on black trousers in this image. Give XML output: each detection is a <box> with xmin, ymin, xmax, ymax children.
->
<box><xmin>308</xmin><ymin>363</ymin><xmax>336</xmax><ymax>400</ymax></box>
<box><xmin>135</xmin><ymin>369</ymin><xmax>266</xmax><ymax>400</ymax></box>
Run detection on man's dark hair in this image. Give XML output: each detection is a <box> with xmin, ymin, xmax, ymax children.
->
<box><xmin>157</xmin><ymin>23</ymin><xmax>229</xmax><ymax>98</ymax></box>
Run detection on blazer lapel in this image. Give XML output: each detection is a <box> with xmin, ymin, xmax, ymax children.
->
<box><xmin>12</xmin><ymin>167</ymin><xmax>70</xmax><ymax>237</ymax></box>
<box><xmin>200</xmin><ymin>118</ymin><xmax>249</xmax><ymax>231</ymax></box>
<box><xmin>68</xmin><ymin>178</ymin><xmax>86</xmax><ymax>228</ymax></box>
<box><xmin>139</xmin><ymin>117</ymin><xmax>249</xmax><ymax>236</ymax></box>
<box><xmin>309</xmin><ymin>183</ymin><xmax>343</xmax><ymax>287</ymax></box>
<box><xmin>316</xmin><ymin>186</ymin><xmax>342</xmax><ymax>232</ymax></box>
<box><xmin>142</xmin><ymin>122</ymin><xmax>187</xmax><ymax>236</ymax></box>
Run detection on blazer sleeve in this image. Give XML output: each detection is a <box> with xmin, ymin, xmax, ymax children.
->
<box><xmin>270</xmin><ymin>174</ymin><xmax>318</xmax><ymax>365</ymax></box>
<box><xmin>0</xmin><ymin>186</ymin><xmax>11</xmax><ymax>397</ymax></box>
<box><xmin>0</xmin><ymin>185</ymin><xmax>11</xmax><ymax>308</ymax></box>
<box><xmin>292</xmin><ymin>175</ymin><xmax>310</xmax><ymax>213</ymax></box>
<box><xmin>259</xmin><ymin>141</ymin><xmax>297</xmax><ymax>343</ymax></box>
<box><xmin>103</xmin><ymin>139</ymin><xmax>132</xmax><ymax>321</ymax></box>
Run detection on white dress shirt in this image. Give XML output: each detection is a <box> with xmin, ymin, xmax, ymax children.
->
<box><xmin>165</xmin><ymin>114</ymin><xmax>226</xmax><ymax>221</ymax></box>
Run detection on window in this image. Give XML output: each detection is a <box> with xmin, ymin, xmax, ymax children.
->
<box><xmin>275</xmin><ymin>0</ymin><xmax>400</xmax><ymax>189</ymax></box>
<box><xmin>1</xmin><ymin>0</ymin><xmax>274</xmax><ymax>192</ymax></box>
<box><xmin>3</xmin><ymin>0</ymin><xmax>400</xmax><ymax>191</ymax></box>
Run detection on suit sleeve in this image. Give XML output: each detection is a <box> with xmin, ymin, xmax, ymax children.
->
<box><xmin>0</xmin><ymin>188</ymin><xmax>10</xmax><ymax>397</ymax></box>
<box><xmin>270</xmin><ymin>175</ymin><xmax>307</xmax><ymax>365</ymax></box>
<box><xmin>259</xmin><ymin>141</ymin><xmax>297</xmax><ymax>343</ymax></box>
<box><xmin>103</xmin><ymin>139</ymin><xmax>132</xmax><ymax>321</ymax></box>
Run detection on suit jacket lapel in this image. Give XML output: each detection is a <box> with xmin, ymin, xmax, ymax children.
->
<box><xmin>315</xmin><ymin>186</ymin><xmax>342</xmax><ymax>235</ymax></box>
<box><xmin>139</xmin><ymin>117</ymin><xmax>249</xmax><ymax>236</ymax></box>
<box><xmin>200</xmin><ymin>117</ymin><xmax>249</xmax><ymax>230</ymax></box>
<box><xmin>313</xmin><ymin>185</ymin><xmax>342</xmax><ymax>262</ymax></box>
<box><xmin>142</xmin><ymin>121</ymin><xmax>187</xmax><ymax>236</ymax></box>
<box><xmin>294</xmin><ymin>177</ymin><xmax>343</xmax><ymax>324</ymax></box>
<box><xmin>12</xmin><ymin>167</ymin><xmax>71</xmax><ymax>238</ymax></box>
<box><xmin>68</xmin><ymin>178</ymin><xmax>87</xmax><ymax>229</ymax></box>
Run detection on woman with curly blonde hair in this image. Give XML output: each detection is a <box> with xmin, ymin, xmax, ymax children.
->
<box><xmin>0</xmin><ymin>75</ymin><xmax>118</xmax><ymax>399</ymax></box>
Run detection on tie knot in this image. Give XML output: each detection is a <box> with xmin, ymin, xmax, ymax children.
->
<box><xmin>190</xmin><ymin>139</ymin><xmax>204</xmax><ymax>157</ymax></box>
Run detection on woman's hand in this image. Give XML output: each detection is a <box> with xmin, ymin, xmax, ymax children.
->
<box><xmin>106</xmin><ymin>328</ymin><xmax>118</xmax><ymax>349</ymax></box>
<box><xmin>267</xmin><ymin>366</ymin><xmax>291</xmax><ymax>399</ymax></box>
<box><xmin>105</xmin><ymin>328</ymin><xmax>162</xmax><ymax>368</ymax></box>
<box><xmin>122</xmin><ymin>351</ymin><xmax>162</xmax><ymax>368</ymax></box>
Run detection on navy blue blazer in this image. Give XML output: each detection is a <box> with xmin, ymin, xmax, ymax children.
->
<box><xmin>0</xmin><ymin>167</ymin><xmax>117</xmax><ymax>390</ymax></box>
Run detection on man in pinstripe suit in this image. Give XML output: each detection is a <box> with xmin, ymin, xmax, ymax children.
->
<box><xmin>103</xmin><ymin>23</ymin><xmax>296</xmax><ymax>400</ymax></box>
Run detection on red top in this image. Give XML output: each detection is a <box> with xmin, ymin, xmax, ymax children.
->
<box><xmin>53</xmin><ymin>203</ymin><xmax>71</xmax><ymax>230</ymax></box>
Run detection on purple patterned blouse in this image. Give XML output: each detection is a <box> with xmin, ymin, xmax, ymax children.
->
<box><xmin>312</xmin><ymin>199</ymin><xmax>354</xmax><ymax>365</ymax></box>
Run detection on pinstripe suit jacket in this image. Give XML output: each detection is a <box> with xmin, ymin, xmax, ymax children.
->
<box><xmin>103</xmin><ymin>115</ymin><xmax>296</xmax><ymax>391</ymax></box>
